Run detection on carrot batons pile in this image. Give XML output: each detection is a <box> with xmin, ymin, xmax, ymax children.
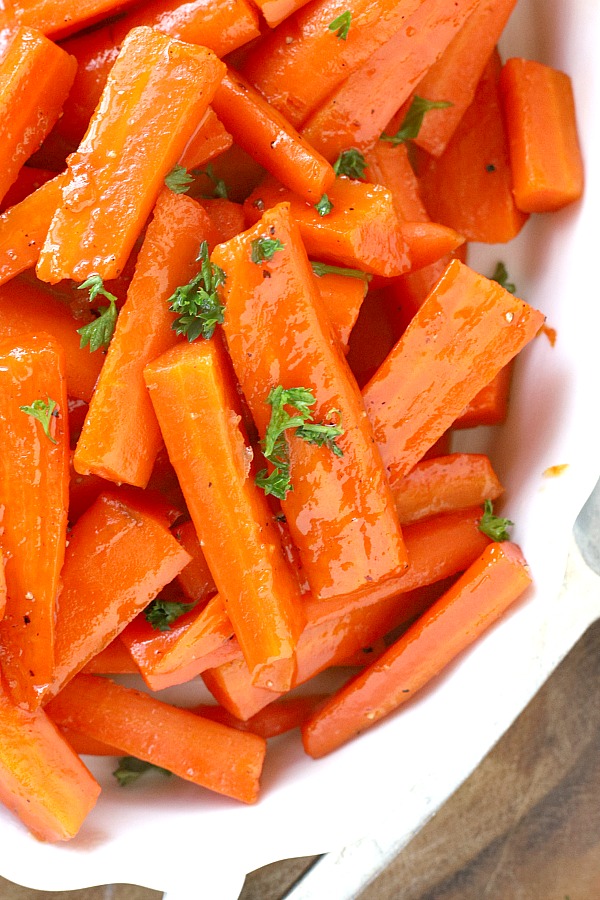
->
<box><xmin>0</xmin><ymin>0</ymin><xmax>583</xmax><ymax>843</ymax></box>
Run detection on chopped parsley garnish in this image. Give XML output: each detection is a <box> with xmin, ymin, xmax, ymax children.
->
<box><xmin>76</xmin><ymin>275</ymin><xmax>119</xmax><ymax>352</ymax></box>
<box><xmin>479</xmin><ymin>499</ymin><xmax>514</xmax><ymax>542</ymax></box>
<box><xmin>310</xmin><ymin>260</ymin><xmax>371</xmax><ymax>282</ymax></box>
<box><xmin>113</xmin><ymin>757</ymin><xmax>172</xmax><ymax>787</ymax></box>
<box><xmin>19</xmin><ymin>397</ymin><xmax>58</xmax><ymax>445</ymax></box>
<box><xmin>491</xmin><ymin>261</ymin><xmax>516</xmax><ymax>295</ymax></box>
<box><xmin>333</xmin><ymin>148</ymin><xmax>366</xmax><ymax>179</ymax></box>
<box><xmin>250</xmin><ymin>237</ymin><xmax>285</xmax><ymax>264</ymax></box>
<box><xmin>255</xmin><ymin>385</ymin><xmax>344</xmax><ymax>500</ymax></box>
<box><xmin>380</xmin><ymin>95</ymin><xmax>452</xmax><ymax>145</ymax></box>
<box><xmin>328</xmin><ymin>10</ymin><xmax>352</xmax><ymax>39</ymax></box>
<box><xmin>194</xmin><ymin>163</ymin><xmax>228</xmax><ymax>199</ymax></box>
<box><xmin>165</xmin><ymin>164</ymin><xmax>194</xmax><ymax>194</ymax></box>
<box><xmin>314</xmin><ymin>193</ymin><xmax>333</xmax><ymax>216</ymax></box>
<box><xmin>144</xmin><ymin>598</ymin><xmax>196</xmax><ymax>632</ymax></box>
<box><xmin>168</xmin><ymin>240</ymin><xmax>226</xmax><ymax>341</ymax></box>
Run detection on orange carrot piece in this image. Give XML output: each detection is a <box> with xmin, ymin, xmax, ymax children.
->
<box><xmin>313</xmin><ymin>269</ymin><xmax>367</xmax><ymax>351</ymax></box>
<box><xmin>453</xmin><ymin>362</ymin><xmax>513</xmax><ymax>429</ymax></box>
<box><xmin>0</xmin><ymin>336</ymin><xmax>69</xmax><ymax>708</ymax></box>
<box><xmin>364</xmin><ymin>142</ymin><xmax>428</xmax><ymax>222</ymax></box>
<box><xmin>0</xmin><ymin>170</ymin><xmax>64</xmax><ymax>288</ymax></box>
<box><xmin>0</xmin><ymin>550</ymin><xmax>6</xmax><ymax>622</ymax></box>
<box><xmin>253</xmin><ymin>0</ymin><xmax>312</xmax><ymax>28</ymax></box>
<box><xmin>58</xmin><ymin>728</ymin><xmax>123</xmax><ymax>757</ymax></box>
<box><xmin>40</xmin><ymin>490</ymin><xmax>191</xmax><ymax>703</ymax></box>
<box><xmin>0</xmin><ymin>27</ymin><xmax>75</xmax><ymax>204</ymax></box>
<box><xmin>81</xmin><ymin>639</ymin><xmax>140</xmax><ymax>675</ymax></box>
<box><xmin>417</xmin><ymin>50</ymin><xmax>529</xmax><ymax>243</ymax></box>
<box><xmin>0</xmin><ymin>165</ymin><xmax>55</xmax><ymax>213</ymax></box>
<box><xmin>46</xmin><ymin>674</ymin><xmax>266</xmax><ymax>803</ymax></box>
<box><xmin>410</xmin><ymin>0</ymin><xmax>518</xmax><ymax>157</ymax></box>
<box><xmin>302</xmin><ymin>541</ymin><xmax>532</xmax><ymax>757</ymax></box>
<box><xmin>57</xmin><ymin>0</ymin><xmax>260</xmax><ymax>148</ymax></box>
<box><xmin>212</xmin><ymin>70</ymin><xmax>335</xmax><ymax>202</ymax></box>
<box><xmin>0</xmin><ymin>684</ymin><xmax>100</xmax><ymax>840</ymax></box>
<box><xmin>179</xmin><ymin>107</ymin><xmax>232</xmax><ymax>170</ymax></box>
<box><xmin>144</xmin><ymin>338</ymin><xmax>305</xmax><ymax>691</ymax></box>
<box><xmin>173</xmin><ymin>520</ymin><xmax>217</xmax><ymax>603</ymax></box>
<box><xmin>36</xmin><ymin>27</ymin><xmax>225</xmax><ymax>284</ymax></box>
<box><xmin>215</xmin><ymin>201</ymin><xmax>407</xmax><ymax>600</ymax></box>
<box><xmin>500</xmin><ymin>57</ymin><xmax>584</xmax><ymax>213</ymax></box>
<box><xmin>390</xmin><ymin>453</ymin><xmax>503</xmax><ymax>524</ymax></box>
<box><xmin>241</xmin><ymin>0</ymin><xmax>425</xmax><ymax>128</ymax></box>
<box><xmin>200</xmin><ymin>198</ymin><xmax>246</xmax><ymax>243</ymax></box>
<box><xmin>300</xmin><ymin>0</ymin><xmax>479</xmax><ymax>160</ymax></box>
<box><xmin>0</xmin><ymin>277</ymin><xmax>103</xmax><ymax>402</ymax></box>
<box><xmin>136</xmin><ymin>638</ymin><xmax>241</xmax><ymax>691</ymax></box>
<box><xmin>362</xmin><ymin>259</ymin><xmax>544</xmax><ymax>483</ymax></box>
<box><xmin>191</xmin><ymin>695</ymin><xmax>327</xmax><ymax>738</ymax></box>
<box><xmin>73</xmin><ymin>190</ymin><xmax>218</xmax><ymax>488</ymax></box>
<box><xmin>10</xmin><ymin>0</ymin><xmax>139</xmax><ymax>38</ymax></box>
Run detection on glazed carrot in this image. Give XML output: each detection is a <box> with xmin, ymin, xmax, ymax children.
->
<box><xmin>252</xmin><ymin>0</ymin><xmax>312</xmax><ymax>28</ymax></box>
<box><xmin>362</xmin><ymin>259</ymin><xmax>544</xmax><ymax>483</ymax></box>
<box><xmin>0</xmin><ymin>684</ymin><xmax>100</xmax><ymax>841</ymax></box>
<box><xmin>0</xmin><ymin>551</ymin><xmax>6</xmax><ymax>622</ymax></box>
<box><xmin>300</xmin><ymin>0</ymin><xmax>479</xmax><ymax>160</ymax></box>
<box><xmin>73</xmin><ymin>190</ymin><xmax>219</xmax><ymax>488</ymax></box>
<box><xmin>364</xmin><ymin>142</ymin><xmax>428</xmax><ymax>222</ymax></box>
<box><xmin>10</xmin><ymin>0</ymin><xmax>139</xmax><ymax>38</ymax></box>
<box><xmin>453</xmin><ymin>362</ymin><xmax>513</xmax><ymax>428</ymax></box>
<box><xmin>179</xmin><ymin>107</ymin><xmax>232</xmax><ymax>170</ymax></box>
<box><xmin>200</xmin><ymin>198</ymin><xmax>246</xmax><ymax>243</ymax></box>
<box><xmin>313</xmin><ymin>269</ymin><xmax>367</xmax><ymax>351</ymax></box>
<box><xmin>0</xmin><ymin>277</ymin><xmax>105</xmax><ymax>402</ymax></box>
<box><xmin>0</xmin><ymin>165</ymin><xmax>55</xmax><ymax>213</ymax></box>
<box><xmin>57</xmin><ymin>728</ymin><xmax>123</xmax><ymax>757</ymax></box>
<box><xmin>81</xmin><ymin>639</ymin><xmax>141</xmax><ymax>675</ymax></box>
<box><xmin>417</xmin><ymin>50</ymin><xmax>529</xmax><ymax>243</ymax></box>
<box><xmin>241</xmin><ymin>0</ymin><xmax>425</xmax><ymax>128</ymax></box>
<box><xmin>36</xmin><ymin>28</ymin><xmax>225</xmax><ymax>284</ymax></box>
<box><xmin>137</xmin><ymin>638</ymin><xmax>241</xmax><ymax>692</ymax></box>
<box><xmin>0</xmin><ymin>27</ymin><xmax>75</xmax><ymax>204</ymax></box>
<box><xmin>500</xmin><ymin>57</ymin><xmax>584</xmax><ymax>213</ymax></box>
<box><xmin>0</xmin><ymin>336</ymin><xmax>69</xmax><ymax>709</ymax></box>
<box><xmin>410</xmin><ymin>0</ymin><xmax>518</xmax><ymax>157</ymax></box>
<box><xmin>58</xmin><ymin>0</ymin><xmax>260</xmax><ymax>147</ymax></box>
<box><xmin>212</xmin><ymin>70</ymin><xmax>335</xmax><ymax>202</ymax></box>
<box><xmin>191</xmin><ymin>695</ymin><xmax>327</xmax><ymax>738</ymax></box>
<box><xmin>390</xmin><ymin>453</ymin><xmax>504</xmax><ymax>524</ymax></box>
<box><xmin>40</xmin><ymin>490</ymin><xmax>191</xmax><ymax>703</ymax></box>
<box><xmin>144</xmin><ymin>337</ymin><xmax>305</xmax><ymax>692</ymax></box>
<box><xmin>302</xmin><ymin>542</ymin><xmax>532</xmax><ymax>757</ymax></box>
<box><xmin>214</xmin><ymin>202</ymin><xmax>407</xmax><ymax>600</ymax></box>
<box><xmin>46</xmin><ymin>674</ymin><xmax>267</xmax><ymax>804</ymax></box>
<box><xmin>173</xmin><ymin>520</ymin><xmax>217</xmax><ymax>603</ymax></box>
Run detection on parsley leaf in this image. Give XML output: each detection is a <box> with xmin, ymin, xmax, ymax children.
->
<box><xmin>380</xmin><ymin>95</ymin><xmax>453</xmax><ymax>145</ymax></box>
<box><xmin>76</xmin><ymin>275</ymin><xmax>119</xmax><ymax>352</ymax></box>
<box><xmin>310</xmin><ymin>261</ymin><xmax>371</xmax><ymax>281</ymax></box>
<box><xmin>165</xmin><ymin>164</ymin><xmax>194</xmax><ymax>194</ymax></box>
<box><xmin>314</xmin><ymin>194</ymin><xmax>333</xmax><ymax>216</ymax></box>
<box><xmin>193</xmin><ymin>163</ymin><xmax>228</xmax><ymax>199</ymax></box>
<box><xmin>479</xmin><ymin>499</ymin><xmax>514</xmax><ymax>542</ymax></box>
<box><xmin>113</xmin><ymin>757</ymin><xmax>172</xmax><ymax>787</ymax></box>
<box><xmin>250</xmin><ymin>237</ymin><xmax>285</xmax><ymax>264</ymax></box>
<box><xmin>256</xmin><ymin>386</ymin><xmax>344</xmax><ymax>499</ymax></box>
<box><xmin>168</xmin><ymin>240</ymin><xmax>226</xmax><ymax>341</ymax></box>
<box><xmin>333</xmin><ymin>148</ymin><xmax>366</xmax><ymax>179</ymax></box>
<box><xmin>145</xmin><ymin>598</ymin><xmax>196</xmax><ymax>632</ymax></box>
<box><xmin>328</xmin><ymin>10</ymin><xmax>351</xmax><ymax>39</ymax></box>
<box><xmin>491</xmin><ymin>262</ymin><xmax>516</xmax><ymax>295</ymax></box>
<box><xmin>19</xmin><ymin>397</ymin><xmax>58</xmax><ymax>445</ymax></box>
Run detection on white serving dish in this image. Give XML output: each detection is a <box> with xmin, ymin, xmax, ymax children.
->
<box><xmin>2</xmin><ymin>1</ymin><xmax>599</xmax><ymax>896</ymax></box>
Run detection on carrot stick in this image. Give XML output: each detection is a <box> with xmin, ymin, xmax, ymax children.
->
<box><xmin>390</xmin><ymin>453</ymin><xmax>503</xmax><ymax>524</ymax></box>
<box><xmin>364</xmin><ymin>142</ymin><xmax>428</xmax><ymax>222</ymax></box>
<box><xmin>0</xmin><ymin>336</ymin><xmax>69</xmax><ymax>708</ymax></box>
<box><xmin>409</xmin><ymin>0</ymin><xmax>518</xmax><ymax>157</ymax></box>
<box><xmin>73</xmin><ymin>190</ymin><xmax>218</xmax><ymax>488</ymax></box>
<box><xmin>191</xmin><ymin>695</ymin><xmax>327</xmax><ymax>738</ymax></box>
<box><xmin>500</xmin><ymin>57</ymin><xmax>584</xmax><ymax>213</ymax></box>
<box><xmin>200</xmin><ymin>198</ymin><xmax>246</xmax><ymax>243</ymax></box>
<box><xmin>57</xmin><ymin>728</ymin><xmax>123</xmax><ymax>757</ymax></box>
<box><xmin>0</xmin><ymin>165</ymin><xmax>55</xmax><ymax>213</ymax></box>
<box><xmin>36</xmin><ymin>27</ymin><xmax>225</xmax><ymax>284</ymax></box>
<box><xmin>0</xmin><ymin>277</ymin><xmax>103</xmax><ymax>402</ymax></box>
<box><xmin>212</xmin><ymin>70</ymin><xmax>335</xmax><ymax>202</ymax></box>
<box><xmin>362</xmin><ymin>259</ymin><xmax>545</xmax><ymax>483</ymax></box>
<box><xmin>0</xmin><ymin>27</ymin><xmax>75</xmax><ymax>204</ymax></box>
<box><xmin>40</xmin><ymin>490</ymin><xmax>191</xmax><ymax>703</ymax></box>
<box><xmin>215</xmin><ymin>201</ymin><xmax>407</xmax><ymax>600</ymax></box>
<box><xmin>241</xmin><ymin>0</ymin><xmax>425</xmax><ymax>128</ymax></box>
<box><xmin>0</xmin><ymin>551</ymin><xmax>6</xmax><ymax>622</ymax></box>
<box><xmin>10</xmin><ymin>0</ymin><xmax>139</xmax><ymax>38</ymax></box>
<box><xmin>144</xmin><ymin>337</ymin><xmax>305</xmax><ymax>691</ymax></box>
<box><xmin>136</xmin><ymin>638</ymin><xmax>241</xmax><ymax>691</ymax></box>
<box><xmin>252</xmin><ymin>0</ymin><xmax>313</xmax><ymax>28</ymax></box>
<box><xmin>313</xmin><ymin>269</ymin><xmax>367</xmax><ymax>351</ymax></box>
<box><xmin>0</xmin><ymin>684</ymin><xmax>100</xmax><ymax>841</ymax></box>
<box><xmin>302</xmin><ymin>541</ymin><xmax>532</xmax><ymax>757</ymax></box>
<box><xmin>173</xmin><ymin>520</ymin><xmax>217</xmax><ymax>603</ymax></box>
<box><xmin>179</xmin><ymin>107</ymin><xmax>232</xmax><ymax>171</ymax></box>
<box><xmin>417</xmin><ymin>50</ymin><xmax>529</xmax><ymax>243</ymax></box>
<box><xmin>453</xmin><ymin>362</ymin><xmax>513</xmax><ymax>429</ymax></box>
<box><xmin>46</xmin><ymin>674</ymin><xmax>267</xmax><ymax>803</ymax></box>
<box><xmin>81</xmin><ymin>639</ymin><xmax>141</xmax><ymax>675</ymax></box>
<box><xmin>300</xmin><ymin>0</ymin><xmax>479</xmax><ymax>160</ymax></box>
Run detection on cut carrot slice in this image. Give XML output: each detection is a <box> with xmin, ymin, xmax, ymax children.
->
<box><xmin>173</xmin><ymin>520</ymin><xmax>217</xmax><ymax>604</ymax></box>
<box><xmin>0</xmin><ymin>172</ymin><xmax>64</xmax><ymax>288</ymax></box>
<box><xmin>179</xmin><ymin>107</ymin><xmax>232</xmax><ymax>171</ymax></box>
<box><xmin>10</xmin><ymin>0</ymin><xmax>139</xmax><ymax>38</ymax></box>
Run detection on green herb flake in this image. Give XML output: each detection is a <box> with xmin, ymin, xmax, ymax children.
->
<box><xmin>113</xmin><ymin>757</ymin><xmax>172</xmax><ymax>787</ymax></box>
<box><xmin>380</xmin><ymin>95</ymin><xmax>452</xmax><ymax>145</ymax></box>
<box><xmin>250</xmin><ymin>237</ymin><xmax>285</xmax><ymax>264</ymax></box>
<box><xmin>310</xmin><ymin>260</ymin><xmax>371</xmax><ymax>282</ymax></box>
<box><xmin>76</xmin><ymin>275</ymin><xmax>119</xmax><ymax>352</ymax></box>
<box><xmin>144</xmin><ymin>598</ymin><xmax>196</xmax><ymax>632</ymax></box>
<box><xmin>19</xmin><ymin>397</ymin><xmax>58</xmax><ymax>445</ymax></box>
<box><xmin>168</xmin><ymin>240</ymin><xmax>226</xmax><ymax>341</ymax></box>
<box><xmin>314</xmin><ymin>193</ymin><xmax>333</xmax><ymax>216</ymax></box>
<box><xmin>491</xmin><ymin>261</ymin><xmax>516</xmax><ymax>295</ymax></box>
<box><xmin>328</xmin><ymin>10</ymin><xmax>351</xmax><ymax>39</ymax></box>
<box><xmin>165</xmin><ymin>164</ymin><xmax>194</xmax><ymax>194</ymax></box>
<box><xmin>479</xmin><ymin>499</ymin><xmax>514</xmax><ymax>542</ymax></box>
<box><xmin>333</xmin><ymin>148</ymin><xmax>366</xmax><ymax>179</ymax></box>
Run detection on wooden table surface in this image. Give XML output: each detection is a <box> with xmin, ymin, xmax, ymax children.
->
<box><xmin>3</xmin><ymin>617</ymin><xmax>600</xmax><ymax>900</ymax></box>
